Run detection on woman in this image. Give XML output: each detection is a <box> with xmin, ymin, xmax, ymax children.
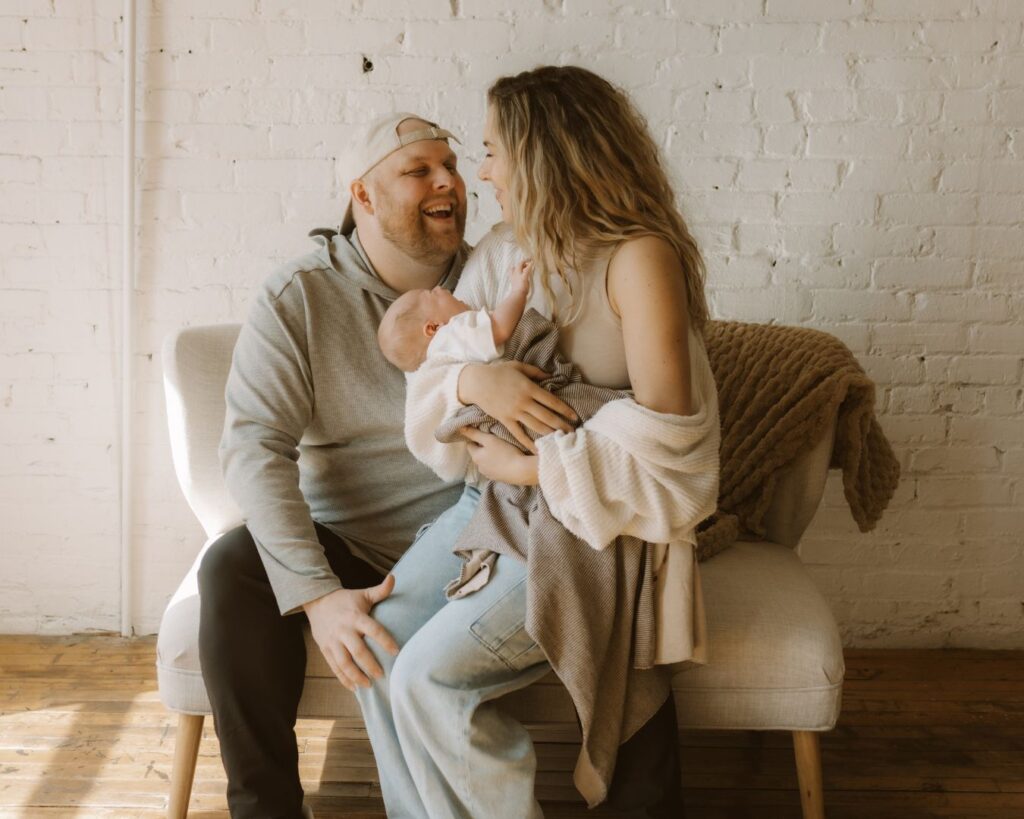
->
<box><xmin>355</xmin><ymin>65</ymin><xmax>719</xmax><ymax>818</ymax></box>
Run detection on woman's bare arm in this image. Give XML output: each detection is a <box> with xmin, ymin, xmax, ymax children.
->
<box><xmin>607</xmin><ymin>235</ymin><xmax>694</xmax><ymax>417</ymax></box>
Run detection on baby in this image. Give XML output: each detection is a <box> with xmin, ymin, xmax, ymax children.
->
<box><xmin>378</xmin><ymin>260</ymin><xmax>533</xmax><ymax>372</ymax></box>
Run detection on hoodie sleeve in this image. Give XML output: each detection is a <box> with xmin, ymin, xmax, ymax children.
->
<box><xmin>219</xmin><ymin>275</ymin><xmax>342</xmax><ymax>616</ymax></box>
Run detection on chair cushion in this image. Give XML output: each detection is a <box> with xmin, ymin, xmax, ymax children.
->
<box><xmin>157</xmin><ymin>541</ymin><xmax>842</xmax><ymax>731</ymax></box>
<box><xmin>671</xmin><ymin>541</ymin><xmax>844</xmax><ymax>730</ymax></box>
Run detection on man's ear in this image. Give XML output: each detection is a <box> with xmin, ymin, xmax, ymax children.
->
<box><xmin>424</xmin><ymin>321</ymin><xmax>439</xmax><ymax>338</ymax></box>
<box><xmin>351</xmin><ymin>178</ymin><xmax>374</xmax><ymax>216</ymax></box>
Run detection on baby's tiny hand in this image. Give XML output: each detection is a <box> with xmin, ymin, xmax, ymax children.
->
<box><xmin>510</xmin><ymin>259</ymin><xmax>533</xmax><ymax>294</ymax></box>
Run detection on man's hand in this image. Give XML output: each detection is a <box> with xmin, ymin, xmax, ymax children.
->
<box><xmin>458</xmin><ymin>361</ymin><xmax>577</xmax><ymax>453</ymax></box>
<box><xmin>460</xmin><ymin>427</ymin><xmax>539</xmax><ymax>485</ymax></box>
<box><xmin>303</xmin><ymin>577</ymin><xmax>399</xmax><ymax>692</ymax></box>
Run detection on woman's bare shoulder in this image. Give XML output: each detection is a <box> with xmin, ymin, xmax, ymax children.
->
<box><xmin>607</xmin><ymin>235</ymin><xmax>687</xmax><ymax>316</ymax></box>
<box><xmin>609</xmin><ymin>234</ymin><xmax>679</xmax><ymax>273</ymax></box>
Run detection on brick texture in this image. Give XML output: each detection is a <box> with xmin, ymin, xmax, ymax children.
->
<box><xmin>1</xmin><ymin>1</ymin><xmax>1021</xmax><ymax>646</ymax></box>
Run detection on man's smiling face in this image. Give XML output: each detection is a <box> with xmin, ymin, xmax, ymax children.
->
<box><xmin>364</xmin><ymin>120</ymin><xmax>468</xmax><ymax>266</ymax></box>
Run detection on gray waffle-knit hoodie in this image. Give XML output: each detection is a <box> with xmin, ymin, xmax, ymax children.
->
<box><xmin>220</xmin><ymin>228</ymin><xmax>469</xmax><ymax>615</ymax></box>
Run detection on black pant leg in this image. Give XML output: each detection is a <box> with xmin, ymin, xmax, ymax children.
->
<box><xmin>315</xmin><ymin>523</ymin><xmax>386</xmax><ymax>590</ymax></box>
<box><xmin>198</xmin><ymin>525</ymin><xmax>307</xmax><ymax>819</ymax></box>
<box><xmin>606</xmin><ymin>694</ymin><xmax>685</xmax><ymax>818</ymax></box>
<box><xmin>197</xmin><ymin>524</ymin><xmax>383</xmax><ymax>819</ymax></box>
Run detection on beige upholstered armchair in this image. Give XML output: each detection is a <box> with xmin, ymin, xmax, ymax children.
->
<box><xmin>157</xmin><ymin>322</ymin><xmax>844</xmax><ymax>819</ymax></box>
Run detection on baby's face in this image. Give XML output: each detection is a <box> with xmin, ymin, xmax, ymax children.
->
<box><xmin>417</xmin><ymin>286</ymin><xmax>470</xmax><ymax>325</ymax></box>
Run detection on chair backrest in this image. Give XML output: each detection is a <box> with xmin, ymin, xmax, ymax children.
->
<box><xmin>703</xmin><ymin>318</ymin><xmax>840</xmax><ymax>548</ymax></box>
<box><xmin>760</xmin><ymin>415</ymin><xmax>835</xmax><ymax>547</ymax></box>
<box><xmin>162</xmin><ymin>323</ymin><xmax>836</xmax><ymax>547</ymax></box>
<box><xmin>162</xmin><ymin>324</ymin><xmax>243</xmax><ymax>539</ymax></box>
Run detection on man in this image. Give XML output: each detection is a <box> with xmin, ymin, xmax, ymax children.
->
<box><xmin>198</xmin><ymin>112</ymin><xmax>682</xmax><ymax>818</ymax></box>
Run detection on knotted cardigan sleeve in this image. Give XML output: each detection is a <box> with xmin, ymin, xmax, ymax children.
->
<box><xmin>535</xmin><ymin>380</ymin><xmax>720</xmax><ymax>552</ymax></box>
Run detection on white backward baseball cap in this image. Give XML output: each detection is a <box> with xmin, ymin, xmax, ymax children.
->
<box><xmin>339</xmin><ymin>112</ymin><xmax>461</xmax><ymax>233</ymax></box>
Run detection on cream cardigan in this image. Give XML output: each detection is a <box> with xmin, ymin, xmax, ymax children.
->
<box><xmin>405</xmin><ymin>226</ymin><xmax>718</xmax><ymax>665</ymax></box>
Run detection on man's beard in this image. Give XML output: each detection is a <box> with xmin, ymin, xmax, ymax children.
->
<box><xmin>375</xmin><ymin>190</ymin><xmax>466</xmax><ymax>266</ymax></box>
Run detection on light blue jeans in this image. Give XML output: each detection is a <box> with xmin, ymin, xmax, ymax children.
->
<box><xmin>355</xmin><ymin>486</ymin><xmax>551</xmax><ymax>819</ymax></box>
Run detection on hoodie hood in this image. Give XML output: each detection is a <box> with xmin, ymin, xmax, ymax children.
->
<box><xmin>307</xmin><ymin>226</ymin><xmax>469</xmax><ymax>301</ymax></box>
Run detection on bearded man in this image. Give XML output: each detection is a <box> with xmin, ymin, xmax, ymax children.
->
<box><xmin>197</xmin><ymin>112</ymin><xmax>468</xmax><ymax>818</ymax></box>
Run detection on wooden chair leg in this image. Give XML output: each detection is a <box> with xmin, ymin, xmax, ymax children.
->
<box><xmin>792</xmin><ymin>730</ymin><xmax>825</xmax><ymax>819</ymax></box>
<box><xmin>168</xmin><ymin>713</ymin><xmax>204</xmax><ymax>819</ymax></box>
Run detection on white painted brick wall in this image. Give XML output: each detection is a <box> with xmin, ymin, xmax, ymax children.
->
<box><xmin>1</xmin><ymin>1</ymin><xmax>1021</xmax><ymax>647</ymax></box>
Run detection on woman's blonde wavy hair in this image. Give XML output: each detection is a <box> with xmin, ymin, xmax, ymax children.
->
<box><xmin>487</xmin><ymin>65</ymin><xmax>709</xmax><ymax>334</ymax></box>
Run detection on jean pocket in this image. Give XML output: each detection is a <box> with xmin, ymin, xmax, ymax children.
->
<box><xmin>469</xmin><ymin>581</ymin><xmax>544</xmax><ymax>672</ymax></box>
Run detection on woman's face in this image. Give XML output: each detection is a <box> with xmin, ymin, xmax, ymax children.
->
<box><xmin>478</xmin><ymin>106</ymin><xmax>512</xmax><ymax>225</ymax></box>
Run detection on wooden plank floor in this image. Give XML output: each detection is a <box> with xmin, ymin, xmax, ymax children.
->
<box><xmin>1</xmin><ymin>636</ymin><xmax>1023</xmax><ymax>818</ymax></box>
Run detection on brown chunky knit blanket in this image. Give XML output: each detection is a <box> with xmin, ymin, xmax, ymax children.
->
<box><xmin>694</xmin><ymin>320</ymin><xmax>901</xmax><ymax>561</ymax></box>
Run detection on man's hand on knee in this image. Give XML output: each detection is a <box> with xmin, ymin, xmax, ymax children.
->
<box><xmin>303</xmin><ymin>576</ymin><xmax>399</xmax><ymax>692</ymax></box>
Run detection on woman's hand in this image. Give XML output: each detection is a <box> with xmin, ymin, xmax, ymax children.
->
<box><xmin>460</xmin><ymin>427</ymin><xmax>539</xmax><ymax>485</ymax></box>
<box><xmin>457</xmin><ymin>361</ymin><xmax>577</xmax><ymax>454</ymax></box>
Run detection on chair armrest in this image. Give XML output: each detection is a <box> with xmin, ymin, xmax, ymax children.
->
<box><xmin>760</xmin><ymin>413</ymin><xmax>837</xmax><ymax>548</ymax></box>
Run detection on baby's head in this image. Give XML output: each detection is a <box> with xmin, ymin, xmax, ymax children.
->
<box><xmin>378</xmin><ymin>286</ymin><xmax>471</xmax><ymax>372</ymax></box>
